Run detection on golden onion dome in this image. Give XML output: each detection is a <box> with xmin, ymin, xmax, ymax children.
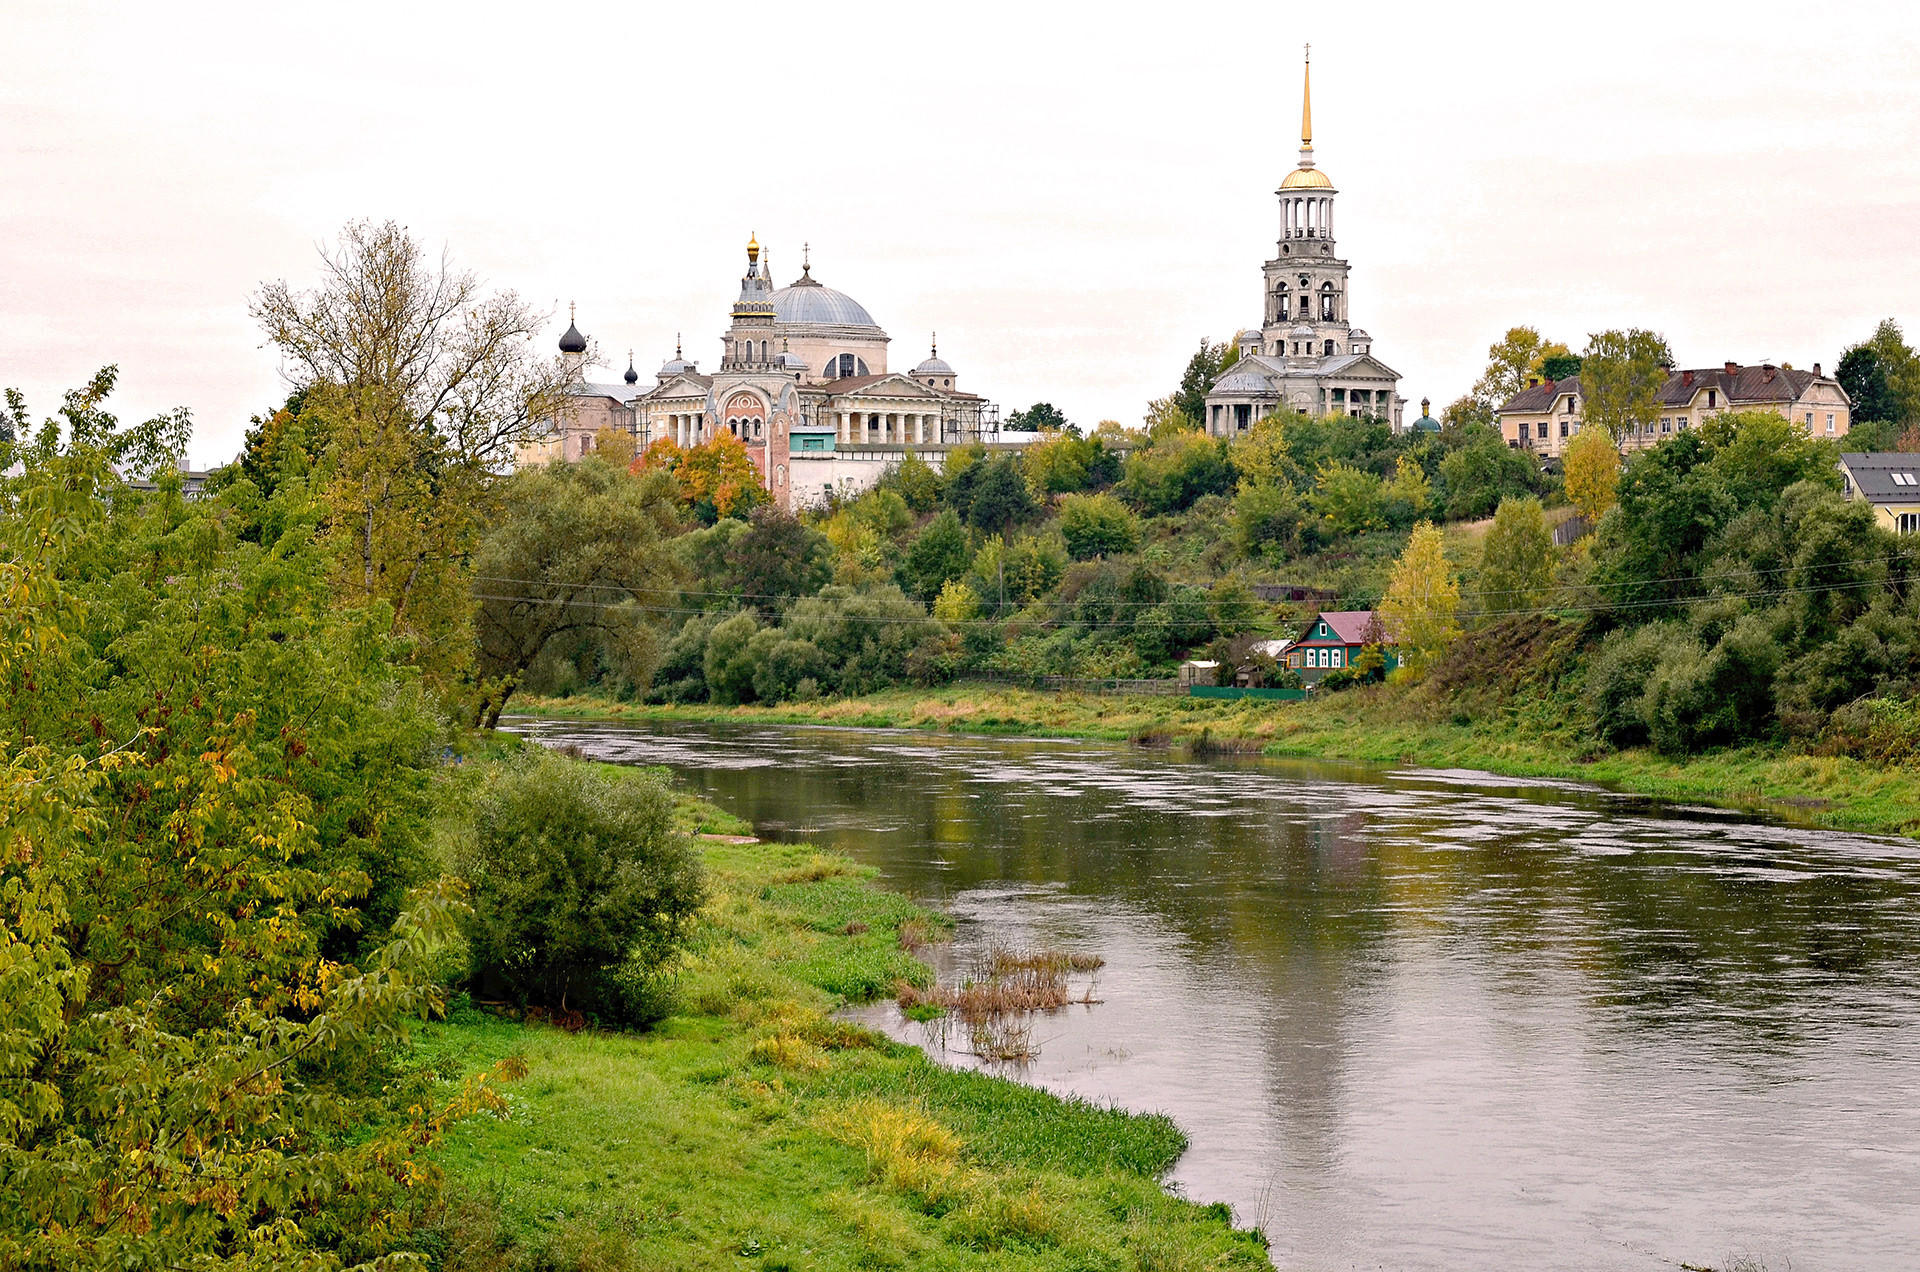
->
<box><xmin>1280</xmin><ymin>166</ymin><xmax>1333</xmax><ymax>189</ymax></box>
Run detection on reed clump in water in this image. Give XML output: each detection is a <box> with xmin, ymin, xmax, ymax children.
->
<box><xmin>896</xmin><ymin>942</ymin><xmax>1105</xmax><ymax>1061</ymax></box>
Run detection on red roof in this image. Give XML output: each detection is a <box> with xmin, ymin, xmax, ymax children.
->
<box><xmin>1298</xmin><ymin>610</ymin><xmax>1378</xmax><ymax>644</ymax></box>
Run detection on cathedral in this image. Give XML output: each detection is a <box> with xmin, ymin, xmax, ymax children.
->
<box><xmin>522</xmin><ymin>239</ymin><xmax>1001</xmax><ymax>509</ymax></box>
<box><xmin>1204</xmin><ymin>53</ymin><xmax>1406</xmax><ymax>434</ymax></box>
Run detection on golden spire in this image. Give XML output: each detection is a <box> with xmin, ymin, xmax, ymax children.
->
<box><xmin>747</xmin><ymin>232</ymin><xmax>760</xmax><ymax>265</ymax></box>
<box><xmin>1301</xmin><ymin>44</ymin><xmax>1312</xmax><ymax>148</ymax></box>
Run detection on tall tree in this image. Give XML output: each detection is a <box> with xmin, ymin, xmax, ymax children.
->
<box><xmin>1839</xmin><ymin>319</ymin><xmax>1920</xmax><ymax>428</ymax></box>
<box><xmin>901</xmin><ymin>509</ymin><xmax>973</xmax><ymax>602</ymax></box>
<box><xmin>1008</xmin><ymin>402</ymin><xmax>1072</xmax><ymax>433</ymax></box>
<box><xmin>251</xmin><ymin>220</ymin><xmax>567</xmax><ymax>696</ymax></box>
<box><xmin>1580</xmin><ymin>328</ymin><xmax>1674</xmax><ymax>445</ymax></box>
<box><xmin>1381</xmin><ymin>521</ymin><xmax>1461</xmax><ymax>674</ymax></box>
<box><xmin>1562</xmin><ymin>427</ymin><xmax>1620</xmax><ymax>523</ymax></box>
<box><xmin>1539</xmin><ymin>353</ymin><xmax>1584</xmax><ymax>381</ymax></box>
<box><xmin>675</xmin><ymin>432</ymin><xmax>768</xmax><ymax>522</ymax></box>
<box><xmin>471</xmin><ymin>456</ymin><xmax>684</xmax><ymax>726</ymax></box>
<box><xmin>726</xmin><ymin>504</ymin><xmax>833</xmax><ymax>617</ymax></box>
<box><xmin>0</xmin><ymin>374</ymin><xmax>492</xmax><ymax>1267</ymax></box>
<box><xmin>1172</xmin><ymin>339</ymin><xmax>1228</xmax><ymax>424</ymax></box>
<box><xmin>1478</xmin><ymin>496</ymin><xmax>1555</xmax><ymax>615</ymax></box>
<box><xmin>1472</xmin><ymin>326</ymin><xmax>1571</xmax><ymax>408</ymax></box>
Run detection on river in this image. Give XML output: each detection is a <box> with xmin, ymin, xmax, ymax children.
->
<box><xmin>505</xmin><ymin>717</ymin><xmax>1920</xmax><ymax>1271</ymax></box>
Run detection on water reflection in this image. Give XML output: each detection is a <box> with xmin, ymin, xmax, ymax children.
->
<box><xmin>507</xmin><ymin>718</ymin><xmax>1920</xmax><ymax>1271</ymax></box>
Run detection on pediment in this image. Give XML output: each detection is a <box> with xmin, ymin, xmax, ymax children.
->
<box><xmin>828</xmin><ymin>373</ymin><xmax>945</xmax><ymax>401</ymax></box>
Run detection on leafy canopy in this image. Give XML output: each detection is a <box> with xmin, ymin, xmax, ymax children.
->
<box><xmin>1381</xmin><ymin>522</ymin><xmax>1461</xmax><ymax>674</ymax></box>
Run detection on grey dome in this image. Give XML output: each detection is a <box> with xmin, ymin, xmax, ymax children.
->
<box><xmin>771</xmin><ymin>284</ymin><xmax>879</xmax><ymax>328</ymax></box>
<box><xmin>1289</xmin><ymin>324</ymin><xmax>1316</xmax><ymax>341</ymax></box>
<box><xmin>659</xmin><ymin>356</ymin><xmax>694</xmax><ymax>376</ymax></box>
<box><xmin>776</xmin><ymin>351</ymin><xmax>808</xmax><ymax>371</ymax></box>
<box><xmin>914</xmin><ymin>356</ymin><xmax>954</xmax><ymax>376</ymax></box>
<box><xmin>559</xmin><ymin>321</ymin><xmax>587</xmax><ymax>354</ymax></box>
<box><xmin>1348</xmin><ymin>328</ymin><xmax>1371</xmax><ymax>341</ymax></box>
<box><xmin>1213</xmin><ymin>367</ymin><xmax>1273</xmax><ymax>394</ymax></box>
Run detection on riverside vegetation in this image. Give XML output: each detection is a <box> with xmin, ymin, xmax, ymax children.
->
<box><xmin>0</xmin><ymin>298</ymin><xmax>1259</xmax><ymax>1266</ymax></box>
<box><xmin>417</xmin><ymin>753</ymin><xmax>1267</xmax><ymax>1271</ymax></box>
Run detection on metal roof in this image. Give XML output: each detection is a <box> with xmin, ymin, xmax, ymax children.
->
<box><xmin>1840</xmin><ymin>453</ymin><xmax>1920</xmax><ymax>502</ymax></box>
<box><xmin>771</xmin><ymin>284</ymin><xmax>880</xmax><ymax>328</ymax></box>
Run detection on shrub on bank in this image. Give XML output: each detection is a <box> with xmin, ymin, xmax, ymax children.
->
<box><xmin>460</xmin><ymin>752</ymin><xmax>706</xmax><ymax>1024</ymax></box>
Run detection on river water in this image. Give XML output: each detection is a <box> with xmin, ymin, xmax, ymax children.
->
<box><xmin>506</xmin><ymin>718</ymin><xmax>1920</xmax><ymax>1271</ymax></box>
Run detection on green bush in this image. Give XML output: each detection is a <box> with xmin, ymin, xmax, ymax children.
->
<box><xmin>1439</xmin><ymin>430</ymin><xmax>1541</xmax><ymax>520</ymax></box>
<box><xmin>901</xmin><ymin>509</ymin><xmax>973</xmax><ymax>602</ymax></box>
<box><xmin>1641</xmin><ymin>615</ymin><xmax>1781</xmax><ymax>754</ymax></box>
<box><xmin>1058</xmin><ymin>492</ymin><xmax>1140</xmax><ymax>559</ymax></box>
<box><xmin>1118</xmin><ymin>431</ymin><xmax>1233</xmax><ymax>514</ymax></box>
<box><xmin>1232</xmin><ymin>481</ymin><xmax>1303</xmax><ymax>559</ymax></box>
<box><xmin>461</xmin><ymin>753</ymin><xmax>707</xmax><ymax>1022</ymax></box>
<box><xmin>703</xmin><ymin>611</ymin><xmax>762</xmax><ymax>704</ymax></box>
<box><xmin>1584</xmin><ymin>622</ymin><xmax>1676</xmax><ymax>748</ymax></box>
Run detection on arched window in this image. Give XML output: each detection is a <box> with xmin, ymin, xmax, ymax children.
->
<box><xmin>835</xmin><ymin>353</ymin><xmax>857</xmax><ymax>378</ymax></box>
<box><xmin>1323</xmin><ymin>340</ymin><xmax>1334</xmax><ymax>356</ymax></box>
<box><xmin>760</xmin><ymin>341</ymin><xmax>769</xmax><ymax>362</ymax></box>
<box><xmin>1321</xmin><ymin>287</ymin><xmax>1337</xmax><ymax>322</ymax></box>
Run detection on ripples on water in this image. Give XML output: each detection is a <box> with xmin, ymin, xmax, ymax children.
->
<box><xmin>506</xmin><ymin>718</ymin><xmax>1920</xmax><ymax>1271</ymax></box>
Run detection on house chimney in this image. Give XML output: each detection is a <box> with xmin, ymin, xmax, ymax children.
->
<box><xmin>1682</xmin><ymin>369</ymin><xmax>1695</xmax><ymax>388</ymax></box>
<box><xmin>1724</xmin><ymin>361</ymin><xmax>1739</xmax><ymax>376</ymax></box>
<box><xmin>1763</xmin><ymin>364</ymin><xmax>1776</xmax><ymax>382</ymax></box>
<box><xmin>1814</xmin><ymin>362</ymin><xmax>1823</xmax><ymax>377</ymax></box>
<box><xmin>1527</xmin><ymin>375</ymin><xmax>1540</xmax><ymax>388</ymax></box>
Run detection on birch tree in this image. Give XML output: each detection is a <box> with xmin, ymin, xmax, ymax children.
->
<box><xmin>1381</xmin><ymin>521</ymin><xmax>1461</xmax><ymax>675</ymax></box>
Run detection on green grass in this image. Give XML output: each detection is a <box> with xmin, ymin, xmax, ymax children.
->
<box><xmin>514</xmin><ymin>687</ymin><xmax>1920</xmax><ymax>837</ymax></box>
<box><xmin>414</xmin><ymin>827</ymin><xmax>1266</xmax><ymax>1271</ymax></box>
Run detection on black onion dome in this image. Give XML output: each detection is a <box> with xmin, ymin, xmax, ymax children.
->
<box><xmin>623</xmin><ymin>356</ymin><xmax>639</xmax><ymax>385</ymax></box>
<box><xmin>558</xmin><ymin>321</ymin><xmax>587</xmax><ymax>354</ymax></box>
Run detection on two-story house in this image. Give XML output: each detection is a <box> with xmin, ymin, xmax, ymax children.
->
<box><xmin>1498</xmin><ymin>361</ymin><xmax>1852</xmax><ymax>459</ymax></box>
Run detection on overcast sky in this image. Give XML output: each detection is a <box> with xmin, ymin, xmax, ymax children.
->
<box><xmin>4</xmin><ymin>0</ymin><xmax>1918</xmax><ymax>466</ymax></box>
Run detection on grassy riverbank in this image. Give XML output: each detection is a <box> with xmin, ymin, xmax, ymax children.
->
<box><xmin>512</xmin><ymin>687</ymin><xmax>1920</xmax><ymax>837</ymax></box>
<box><xmin>415</xmin><ymin>798</ymin><xmax>1267</xmax><ymax>1270</ymax></box>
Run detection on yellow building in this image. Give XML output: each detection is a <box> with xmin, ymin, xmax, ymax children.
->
<box><xmin>1839</xmin><ymin>453</ymin><xmax>1920</xmax><ymax>534</ymax></box>
<box><xmin>1498</xmin><ymin>361</ymin><xmax>1853</xmax><ymax>459</ymax></box>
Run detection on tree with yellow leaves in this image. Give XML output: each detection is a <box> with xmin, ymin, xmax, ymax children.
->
<box><xmin>1562</xmin><ymin>427</ymin><xmax>1620</xmax><ymax>523</ymax></box>
<box><xmin>675</xmin><ymin>431</ymin><xmax>768</xmax><ymax>521</ymax></box>
<box><xmin>1228</xmin><ymin>412</ymin><xmax>1300</xmax><ymax>491</ymax></box>
<box><xmin>1380</xmin><ymin>521</ymin><xmax>1461</xmax><ymax>675</ymax></box>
